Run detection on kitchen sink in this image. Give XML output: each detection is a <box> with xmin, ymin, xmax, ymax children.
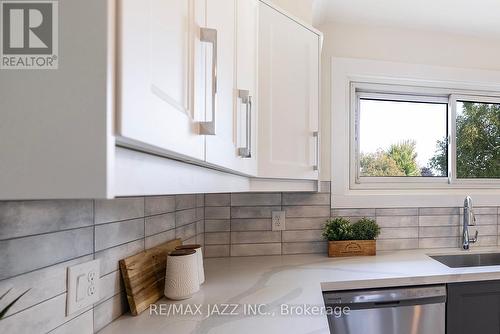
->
<box><xmin>430</xmin><ymin>253</ymin><xmax>500</xmax><ymax>268</ymax></box>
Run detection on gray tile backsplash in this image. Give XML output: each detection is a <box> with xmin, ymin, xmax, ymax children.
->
<box><xmin>1</xmin><ymin>179</ymin><xmax>499</xmax><ymax>333</ymax></box>
<box><xmin>0</xmin><ymin>195</ymin><xmax>204</xmax><ymax>334</ymax></box>
<box><xmin>201</xmin><ymin>182</ymin><xmax>500</xmax><ymax>258</ymax></box>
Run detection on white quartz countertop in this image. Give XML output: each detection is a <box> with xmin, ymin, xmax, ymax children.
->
<box><xmin>100</xmin><ymin>248</ymin><xmax>500</xmax><ymax>334</ymax></box>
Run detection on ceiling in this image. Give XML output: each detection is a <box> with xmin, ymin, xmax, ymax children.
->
<box><xmin>313</xmin><ymin>0</ymin><xmax>500</xmax><ymax>38</ymax></box>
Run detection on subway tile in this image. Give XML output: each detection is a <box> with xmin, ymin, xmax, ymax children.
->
<box><xmin>0</xmin><ymin>200</ymin><xmax>93</xmax><ymax>240</ymax></box>
<box><xmin>419</xmin><ymin>207</ymin><xmax>459</xmax><ymax>215</ymax></box>
<box><xmin>378</xmin><ymin>227</ymin><xmax>418</xmax><ymax>239</ymax></box>
<box><xmin>282</xmin><ymin>193</ymin><xmax>330</xmax><ymax>206</ymax></box>
<box><xmin>93</xmin><ymin>291</ymin><xmax>128</xmax><ymax>332</ymax></box>
<box><xmin>95</xmin><ymin>239</ymin><xmax>144</xmax><ymax>276</ymax></box>
<box><xmin>196</xmin><ymin>194</ymin><xmax>205</xmax><ymax>207</ymax></box>
<box><xmin>376</xmin><ymin>239</ymin><xmax>418</xmax><ymax>251</ymax></box>
<box><xmin>175</xmin><ymin>223</ymin><xmax>197</xmax><ymax>241</ymax></box>
<box><xmin>282</xmin><ymin>230</ymin><xmax>323</xmax><ymax>242</ymax></box>
<box><xmin>0</xmin><ymin>227</ymin><xmax>93</xmax><ymax>280</ymax></box>
<box><xmin>145</xmin><ymin>213</ymin><xmax>175</xmax><ymax>236</ymax></box>
<box><xmin>375</xmin><ymin>216</ymin><xmax>418</xmax><ymax>228</ymax></box>
<box><xmin>205</xmin><ymin>232</ymin><xmax>230</xmax><ymax>245</ymax></box>
<box><xmin>205</xmin><ymin>206</ymin><xmax>230</xmax><ymax>219</ymax></box>
<box><xmin>196</xmin><ymin>207</ymin><xmax>204</xmax><ymax>219</ymax></box>
<box><xmin>332</xmin><ymin>208</ymin><xmax>376</xmax><ymax>217</ymax></box>
<box><xmin>284</xmin><ymin>206</ymin><xmax>330</xmax><ymax>218</ymax></box>
<box><xmin>0</xmin><ymin>293</ymin><xmax>91</xmax><ymax>334</ymax></box>
<box><xmin>231</xmin><ymin>231</ymin><xmax>281</xmax><ymax>244</ymax></box>
<box><xmin>145</xmin><ymin>229</ymin><xmax>176</xmax><ymax>249</ymax></box>
<box><xmin>230</xmin><ymin>243</ymin><xmax>281</xmax><ymax>256</ymax></box>
<box><xmin>282</xmin><ymin>242</ymin><xmax>327</xmax><ymax>255</ymax></box>
<box><xmin>231</xmin><ymin>219</ymin><xmax>272</xmax><ymax>231</ymax></box>
<box><xmin>205</xmin><ymin>220</ymin><xmax>230</xmax><ymax>232</ymax></box>
<box><xmin>459</xmin><ymin>207</ymin><xmax>497</xmax><ymax>215</ymax></box>
<box><xmin>144</xmin><ymin>196</ymin><xmax>175</xmax><ymax>216</ymax></box>
<box><xmin>343</xmin><ymin>216</ymin><xmax>376</xmax><ymax>223</ymax></box>
<box><xmin>231</xmin><ymin>206</ymin><xmax>281</xmax><ymax>219</ymax></box>
<box><xmin>196</xmin><ymin>234</ymin><xmax>205</xmax><ymax>247</ymax></box>
<box><xmin>184</xmin><ymin>236</ymin><xmax>197</xmax><ymax>245</ymax></box>
<box><xmin>462</xmin><ymin>214</ymin><xmax>498</xmax><ymax>226</ymax></box>
<box><xmin>205</xmin><ymin>194</ymin><xmax>230</xmax><ymax>207</ymax></box>
<box><xmin>175</xmin><ymin>194</ymin><xmax>197</xmax><ymax>210</ymax></box>
<box><xmin>0</xmin><ymin>255</ymin><xmax>93</xmax><ymax>317</ymax></box>
<box><xmin>95</xmin><ymin>197</ymin><xmax>144</xmax><ymax>224</ymax></box>
<box><xmin>175</xmin><ymin>208</ymin><xmax>198</xmax><ymax>227</ymax></box>
<box><xmin>95</xmin><ymin>218</ymin><xmax>144</xmax><ymax>252</ymax></box>
<box><xmin>49</xmin><ymin>309</ymin><xmax>93</xmax><ymax>334</ymax></box>
<box><xmin>471</xmin><ymin>235</ymin><xmax>497</xmax><ymax>247</ymax></box>
<box><xmin>375</xmin><ymin>208</ymin><xmax>418</xmax><ymax>216</ymax></box>
<box><xmin>98</xmin><ymin>270</ymin><xmax>123</xmax><ymax>303</ymax></box>
<box><xmin>419</xmin><ymin>237</ymin><xmax>459</xmax><ymax>249</ymax></box>
<box><xmin>284</xmin><ymin>218</ymin><xmax>327</xmax><ymax>230</ymax></box>
<box><xmin>204</xmin><ymin>245</ymin><xmax>230</xmax><ymax>258</ymax></box>
<box><xmin>471</xmin><ymin>224</ymin><xmax>497</xmax><ymax>236</ymax></box>
<box><xmin>196</xmin><ymin>220</ymin><xmax>204</xmax><ymax>235</ymax></box>
<box><xmin>231</xmin><ymin>193</ymin><xmax>281</xmax><ymax>206</ymax></box>
<box><xmin>419</xmin><ymin>215</ymin><xmax>460</xmax><ymax>226</ymax></box>
<box><xmin>419</xmin><ymin>226</ymin><xmax>459</xmax><ymax>238</ymax></box>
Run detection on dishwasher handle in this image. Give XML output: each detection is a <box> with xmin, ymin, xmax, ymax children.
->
<box><xmin>323</xmin><ymin>285</ymin><xmax>446</xmax><ymax>305</ymax></box>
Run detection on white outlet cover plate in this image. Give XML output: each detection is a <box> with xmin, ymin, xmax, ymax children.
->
<box><xmin>67</xmin><ymin>259</ymin><xmax>100</xmax><ymax>315</ymax></box>
<box><xmin>272</xmin><ymin>211</ymin><xmax>286</xmax><ymax>231</ymax></box>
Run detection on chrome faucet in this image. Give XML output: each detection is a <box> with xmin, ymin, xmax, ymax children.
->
<box><xmin>462</xmin><ymin>196</ymin><xmax>478</xmax><ymax>250</ymax></box>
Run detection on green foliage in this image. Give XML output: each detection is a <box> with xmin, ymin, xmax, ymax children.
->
<box><xmin>351</xmin><ymin>218</ymin><xmax>381</xmax><ymax>240</ymax></box>
<box><xmin>388</xmin><ymin>140</ymin><xmax>421</xmax><ymax>176</ymax></box>
<box><xmin>322</xmin><ymin>218</ymin><xmax>353</xmax><ymax>241</ymax></box>
<box><xmin>0</xmin><ymin>288</ymin><xmax>30</xmax><ymax>319</ymax></box>
<box><xmin>360</xmin><ymin>140</ymin><xmax>421</xmax><ymax>177</ymax></box>
<box><xmin>429</xmin><ymin>138</ymin><xmax>448</xmax><ymax>176</ymax></box>
<box><xmin>323</xmin><ymin>217</ymin><xmax>381</xmax><ymax>241</ymax></box>
<box><xmin>431</xmin><ymin>102</ymin><xmax>499</xmax><ymax>178</ymax></box>
<box><xmin>360</xmin><ymin>150</ymin><xmax>405</xmax><ymax>176</ymax></box>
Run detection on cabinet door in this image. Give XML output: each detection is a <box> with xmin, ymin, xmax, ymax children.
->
<box><xmin>117</xmin><ymin>0</ymin><xmax>205</xmax><ymax>161</ymax></box>
<box><xmin>234</xmin><ymin>0</ymin><xmax>259</xmax><ymax>174</ymax></box>
<box><xmin>258</xmin><ymin>3</ymin><xmax>320</xmax><ymax>180</ymax></box>
<box><xmin>447</xmin><ymin>280</ymin><xmax>500</xmax><ymax>334</ymax></box>
<box><xmin>203</xmin><ymin>0</ymin><xmax>257</xmax><ymax>175</ymax></box>
<box><xmin>203</xmin><ymin>0</ymin><xmax>237</xmax><ymax>169</ymax></box>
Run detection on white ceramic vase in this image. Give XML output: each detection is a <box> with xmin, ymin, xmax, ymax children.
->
<box><xmin>176</xmin><ymin>244</ymin><xmax>205</xmax><ymax>284</ymax></box>
<box><xmin>164</xmin><ymin>249</ymin><xmax>200</xmax><ymax>300</ymax></box>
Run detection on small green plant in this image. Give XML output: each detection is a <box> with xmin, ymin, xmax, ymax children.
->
<box><xmin>0</xmin><ymin>288</ymin><xmax>30</xmax><ymax>320</ymax></box>
<box><xmin>322</xmin><ymin>218</ymin><xmax>353</xmax><ymax>241</ymax></box>
<box><xmin>351</xmin><ymin>218</ymin><xmax>380</xmax><ymax>240</ymax></box>
<box><xmin>323</xmin><ymin>217</ymin><xmax>381</xmax><ymax>241</ymax></box>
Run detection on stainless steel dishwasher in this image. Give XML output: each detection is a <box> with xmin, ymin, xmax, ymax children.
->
<box><xmin>323</xmin><ymin>285</ymin><xmax>446</xmax><ymax>334</ymax></box>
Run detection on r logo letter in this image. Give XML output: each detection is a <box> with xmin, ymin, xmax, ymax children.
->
<box><xmin>28</xmin><ymin>8</ymin><xmax>48</xmax><ymax>48</ymax></box>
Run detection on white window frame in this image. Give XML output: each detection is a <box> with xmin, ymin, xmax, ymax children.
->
<box><xmin>350</xmin><ymin>82</ymin><xmax>500</xmax><ymax>190</ymax></box>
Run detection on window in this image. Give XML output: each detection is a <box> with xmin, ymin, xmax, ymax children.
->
<box><xmin>352</xmin><ymin>84</ymin><xmax>500</xmax><ymax>187</ymax></box>
<box><xmin>454</xmin><ymin>99</ymin><xmax>500</xmax><ymax>179</ymax></box>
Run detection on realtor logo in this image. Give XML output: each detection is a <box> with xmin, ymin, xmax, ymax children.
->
<box><xmin>1</xmin><ymin>0</ymin><xmax>58</xmax><ymax>69</ymax></box>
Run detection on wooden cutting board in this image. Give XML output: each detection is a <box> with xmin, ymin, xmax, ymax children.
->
<box><xmin>119</xmin><ymin>238</ymin><xmax>182</xmax><ymax>315</ymax></box>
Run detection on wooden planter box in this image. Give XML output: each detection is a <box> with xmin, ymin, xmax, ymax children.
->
<box><xmin>328</xmin><ymin>240</ymin><xmax>376</xmax><ymax>257</ymax></box>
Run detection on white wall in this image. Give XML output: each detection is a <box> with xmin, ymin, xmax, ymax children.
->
<box><xmin>318</xmin><ymin>22</ymin><xmax>500</xmax><ymax>181</ymax></box>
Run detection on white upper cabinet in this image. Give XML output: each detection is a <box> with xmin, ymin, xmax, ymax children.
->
<box><xmin>257</xmin><ymin>2</ymin><xmax>321</xmax><ymax>180</ymax></box>
<box><xmin>204</xmin><ymin>0</ymin><xmax>259</xmax><ymax>175</ymax></box>
<box><xmin>117</xmin><ymin>0</ymin><xmax>206</xmax><ymax>161</ymax></box>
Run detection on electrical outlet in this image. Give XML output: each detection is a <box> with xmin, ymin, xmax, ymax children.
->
<box><xmin>67</xmin><ymin>259</ymin><xmax>100</xmax><ymax>315</ymax></box>
<box><xmin>272</xmin><ymin>211</ymin><xmax>286</xmax><ymax>231</ymax></box>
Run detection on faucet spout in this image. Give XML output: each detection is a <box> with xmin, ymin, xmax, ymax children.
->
<box><xmin>462</xmin><ymin>196</ymin><xmax>477</xmax><ymax>250</ymax></box>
